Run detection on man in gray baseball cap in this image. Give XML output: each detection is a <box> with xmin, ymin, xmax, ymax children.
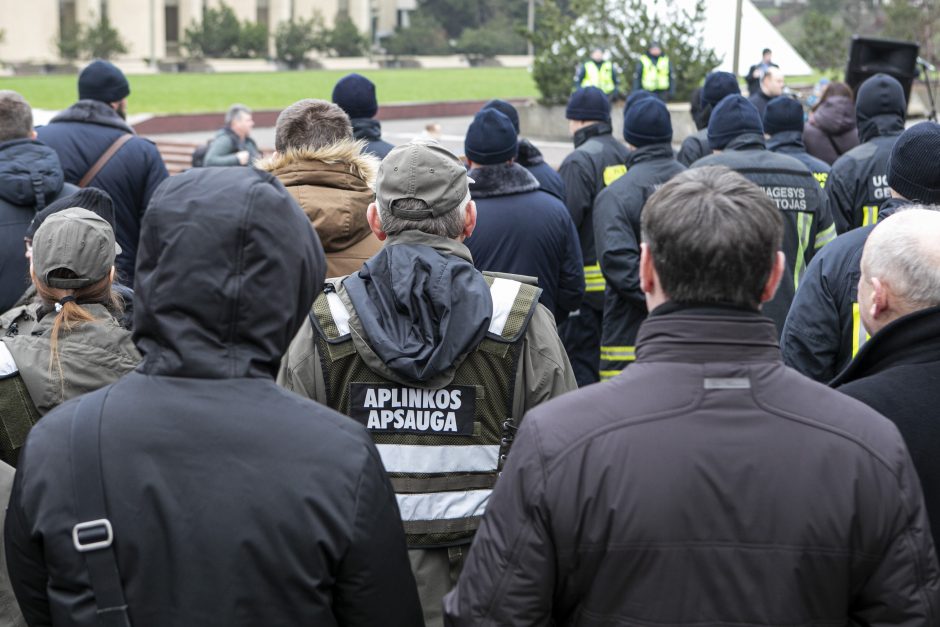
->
<box><xmin>279</xmin><ymin>140</ymin><xmax>575</xmax><ymax>627</ymax></box>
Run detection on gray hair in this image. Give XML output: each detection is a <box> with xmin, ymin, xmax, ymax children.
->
<box><xmin>274</xmin><ymin>99</ymin><xmax>352</xmax><ymax>153</ymax></box>
<box><xmin>379</xmin><ymin>194</ymin><xmax>470</xmax><ymax>239</ymax></box>
<box><xmin>862</xmin><ymin>205</ymin><xmax>940</xmax><ymax>309</ymax></box>
<box><xmin>0</xmin><ymin>91</ymin><xmax>33</xmax><ymax>142</ymax></box>
<box><xmin>225</xmin><ymin>103</ymin><xmax>252</xmax><ymax>125</ymax></box>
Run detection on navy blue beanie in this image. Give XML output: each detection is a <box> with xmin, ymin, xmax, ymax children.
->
<box><xmin>856</xmin><ymin>73</ymin><xmax>906</xmax><ymax>122</ymax></box>
<box><xmin>625</xmin><ymin>90</ymin><xmax>654</xmax><ymax>113</ymax></box>
<box><xmin>465</xmin><ymin>109</ymin><xmax>519</xmax><ymax>165</ymax></box>
<box><xmin>331</xmin><ymin>73</ymin><xmax>378</xmax><ymax>119</ymax></box>
<box><xmin>482</xmin><ymin>99</ymin><xmax>520</xmax><ymax>134</ymax></box>
<box><xmin>566</xmin><ymin>87</ymin><xmax>610</xmax><ymax>122</ymax></box>
<box><xmin>78</xmin><ymin>60</ymin><xmax>130</xmax><ymax>103</ymax></box>
<box><xmin>763</xmin><ymin>96</ymin><xmax>804</xmax><ymax>135</ymax></box>
<box><xmin>887</xmin><ymin>122</ymin><xmax>940</xmax><ymax>203</ymax></box>
<box><xmin>702</xmin><ymin>71</ymin><xmax>740</xmax><ymax>107</ymax></box>
<box><xmin>708</xmin><ymin>95</ymin><xmax>763</xmax><ymax>150</ymax></box>
<box><xmin>624</xmin><ymin>98</ymin><xmax>672</xmax><ymax>146</ymax></box>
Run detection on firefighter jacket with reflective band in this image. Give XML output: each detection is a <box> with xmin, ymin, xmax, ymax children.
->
<box><xmin>593</xmin><ymin>143</ymin><xmax>686</xmax><ymax>380</ymax></box>
<box><xmin>692</xmin><ymin>133</ymin><xmax>837</xmax><ymax>334</ymax></box>
<box><xmin>558</xmin><ymin>122</ymin><xmax>630</xmax><ymax>310</ymax></box>
<box><xmin>767</xmin><ymin>130</ymin><xmax>831</xmax><ymax>190</ymax></box>
<box><xmin>580</xmin><ymin>60</ymin><xmax>617</xmax><ymax>94</ymax></box>
<box><xmin>638</xmin><ymin>55</ymin><xmax>671</xmax><ymax>92</ymax></box>
<box><xmin>310</xmin><ymin>275</ymin><xmax>540</xmax><ymax>548</ymax></box>
<box><xmin>781</xmin><ymin>197</ymin><xmax>909</xmax><ymax>383</ymax></box>
<box><xmin>827</xmin><ymin>113</ymin><xmax>903</xmax><ymax>233</ymax></box>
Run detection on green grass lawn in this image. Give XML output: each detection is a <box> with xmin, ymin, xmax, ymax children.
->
<box><xmin>0</xmin><ymin>67</ymin><xmax>539</xmax><ymax>115</ymax></box>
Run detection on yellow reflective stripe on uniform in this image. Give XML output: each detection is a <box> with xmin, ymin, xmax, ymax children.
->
<box><xmin>640</xmin><ymin>55</ymin><xmax>670</xmax><ymax>91</ymax></box>
<box><xmin>793</xmin><ymin>212</ymin><xmax>813</xmax><ymax>291</ymax></box>
<box><xmin>600</xmin><ymin>345</ymin><xmax>636</xmax><ymax>360</ymax></box>
<box><xmin>603</xmin><ymin>164</ymin><xmax>627</xmax><ymax>186</ymax></box>
<box><xmin>815</xmin><ymin>223</ymin><xmax>836</xmax><ymax>250</ymax></box>
<box><xmin>851</xmin><ymin>302</ymin><xmax>870</xmax><ymax>357</ymax></box>
<box><xmin>582</xmin><ymin>61</ymin><xmax>616</xmax><ymax>93</ymax></box>
<box><xmin>862</xmin><ymin>205</ymin><xmax>879</xmax><ymax>227</ymax></box>
<box><xmin>599</xmin><ymin>370</ymin><xmax>622</xmax><ymax>381</ymax></box>
<box><xmin>584</xmin><ymin>263</ymin><xmax>606</xmax><ymax>292</ymax></box>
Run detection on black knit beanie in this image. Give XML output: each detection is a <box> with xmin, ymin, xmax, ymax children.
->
<box><xmin>763</xmin><ymin>96</ymin><xmax>804</xmax><ymax>135</ymax></box>
<box><xmin>465</xmin><ymin>109</ymin><xmax>519</xmax><ymax>165</ymax></box>
<box><xmin>331</xmin><ymin>73</ymin><xmax>379</xmax><ymax>120</ymax></box>
<box><xmin>481</xmin><ymin>99</ymin><xmax>520</xmax><ymax>134</ymax></box>
<box><xmin>707</xmin><ymin>95</ymin><xmax>763</xmax><ymax>150</ymax></box>
<box><xmin>623</xmin><ymin>98</ymin><xmax>672</xmax><ymax>146</ymax></box>
<box><xmin>27</xmin><ymin>187</ymin><xmax>116</xmax><ymax>240</ymax></box>
<box><xmin>565</xmin><ymin>87</ymin><xmax>610</xmax><ymax>122</ymax></box>
<box><xmin>78</xmin><ymin>60</ymin><xmax>130</xmax><ymax>103</ymax></box>
<box><xmin>887</xmin><ymin>121</ymin><xmax>940</xmax><ymax>203</ymax></box>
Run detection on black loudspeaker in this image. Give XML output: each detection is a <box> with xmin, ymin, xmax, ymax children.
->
<box><xmin>845</xmin><ymin>36</ymin><xmax>919</xmax><ymax>104</ymax></box>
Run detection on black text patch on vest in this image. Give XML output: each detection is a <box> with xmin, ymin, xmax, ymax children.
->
<box><xmin>348</xmin><ymin>384</ymin><xmax>476</xmax><ymax>436</ymax></box>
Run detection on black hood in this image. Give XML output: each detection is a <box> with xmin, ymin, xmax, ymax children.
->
<box><xmin>0</xmin><ymin>139</ymin><xmax>65</xmax><ymax>210</ymax></box>
<box><xmin>856</xmin><ymin>75</ymin><xmax>906</xmax><ymax>144</ymax></box>
<box><xmin>133</xmin><ymin>167</ymin><xmax>326</xmax><ymax>379</ymax></box>
<box><xmin>351</xmin><ymin>117</ymin><xmax>383</xmax><ymax>142</ymax></box>
<box><xmin>48</xmin><ymin>99</ymin><xmax>135</xmax><ymax>134</ymax></box>
<box><xmin>343</xmin><ymin>233</ymin><xmax>492</xmax><ymax>384</ymax></box>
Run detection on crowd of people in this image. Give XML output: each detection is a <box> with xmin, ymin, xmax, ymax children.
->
<box><xmin>0</xmin><ymin>56</ymin><xmax>937</xmax><ymax>627</ymax></box>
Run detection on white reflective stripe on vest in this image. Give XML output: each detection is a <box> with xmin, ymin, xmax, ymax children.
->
<box><xmin>376</xmin><ymin>444</ymin><xmax>500</xmax><ymax>473</ymax></box>
<box><xmin>396</xmin><ymin>489</ymin><xmax>492</xmax><ymax>522</ymax></box>
<box><xmin>488</xmin><ymin>278</ymin><xmax>522</xmax><ymax>336</ymax></box>
<box><xmin>0</xmin><ymin>342</ymin><xmax>18</xmax><ymax>377</ymax></box>
<box><xmin>326</xmin><ymin>291</ymin><xmax>351</xmax><ymax>336</ymax></box>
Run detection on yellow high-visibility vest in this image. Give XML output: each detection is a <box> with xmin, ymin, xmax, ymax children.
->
<box><xmin>582</xmin><ymin>60</ymin><xmax>616</xmax><ymax>94</ymax></box>
<box><xmin>640</xmin><ymin>55</ymin><xmax>670</xmax><ymax>92</ymax></box>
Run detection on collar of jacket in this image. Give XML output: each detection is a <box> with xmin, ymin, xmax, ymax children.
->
<box><xmin>49</xmin><ymin>100</ymin><xmax>135</xmax><ymax>134</ymax></box>
<box><xmin>255</xmin><ymin>138</ymin><xmax>378</xmax><ymax>188</ymax></box>
<box><xmin>573</xmin><ymin>121</ymin><xmax>613</xmax><ymax>148</ymax></box>
<box><xmin>877</xmin><ymin>196</ymin><xmax>910</xmax><ymax>219</ymax></box>
<box><xmin>857</xmin><ymin>113</ymin><xmax>905</xmax><ymax>144</ymax></box>
<box><xmin>766</xmin><ymin>130</ymin><xmax>806</xmax><ymax>153</ymax></box>
<box><xmin>831</xmin><ymin>305</ymin><xmax>940</xmax><ymax>386</ymax></box>
<box><xmin>724</xmin><ymin>132</ymin><xmax>767</xmax><ymax>152</ymax></box>
<box><xmin>626</xmin><ymin>142</ymin><xmax>675</xmax><ymax>166</ymax></box>
<box><xmin>351</xmin><ymin>117</ymin><xmax>383</xmax><ymax>142</ymax></box>
<box><xmin>468</xmin><ymin>162</ymin><xmax>540</xmax><ymax>199</ymax></box>
<box><xmin>516</xmin><ymin>138</ymin><xmax>545</xmax><ymax>167</ymax></box>
<box><xmin>636</xmin><ymin>306</ymin><xmax>780</xmax><ymax>364</ymax></box>
<box><xmin>385</xmin><ymin>230</ymin><xmax>473</xmax><ymax>264</ymax></box>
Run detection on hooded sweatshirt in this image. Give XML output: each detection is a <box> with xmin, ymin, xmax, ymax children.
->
<box><xmin>826</xmin><ymin>75</ymin><xmax>906</xmax><ymax>232</ymax></box>
<box><xmin>351</xmin><ymin>118</ymin><xmax>394</xmax><ymax>159</ymax></box>
<box><xmin>804</xmin><ymin>95</ymin><xmax>860</xmax><ymax>165</ymax></box>
<box><xmin>5</xmin><ymin>167</ymin><xmax>424</xmax><ymax>627</ymax></box>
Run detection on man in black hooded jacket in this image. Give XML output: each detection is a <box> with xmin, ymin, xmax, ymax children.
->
<box><xmin>4</xmin><ymin>167</ymin><xmax>423</xmax><ymax>627</ymax></box>
<box><xmin>332</xmin><ymin>73</ymin><xmax>394</xmax><ymax>159</ymax></box>
<box><xmin>827</xmin><ymin>73</ymin><xmax>907</xmax><ymax>232</ymax></box>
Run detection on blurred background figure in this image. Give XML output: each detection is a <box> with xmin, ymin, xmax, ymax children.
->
<box><xmin>749</xmin><ymin>67</ymin><xmax>786</xmax><ymax>116</ymax></box>
<box><xmin>202</xmin><ymin>103</ymin><xmax>261</xmax><ymax>167</ymax></box>
<box><xmin>633</xmin><ymin>41</ymin><xmax>674</xmax><ymax>102</ymax></box>
<box><xmin>745</xmin><ymin>48</ymin><xmax>778</xmax><ymax>96</ymax></box>
<box><xmin>575</xmin><ymin>47</ymin><xmax>620</xmax><ymax>98</ymax></box>
<box><xmin>804</xmin><ymin>81</ymin><xmax>859</xmax><ymax>165</ymax></box>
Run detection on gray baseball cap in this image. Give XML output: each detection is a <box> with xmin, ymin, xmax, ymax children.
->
<box><xmin>32</xmin><ymin>207</ymin><xmax>120</xmax><ymax>289</ymax></box>
<box><xmin>376</xmin><ymin>140</ymin><xmax>472</xmax><ymax>219</ymax></box>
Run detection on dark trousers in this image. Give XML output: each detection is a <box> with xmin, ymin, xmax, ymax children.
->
<box><xmin>409</xmin><ymin>545</ymin><xmax>468</xmax><ymax>627</ymax></box>
<box><xmin>559</xmin><ymin>305</ymin><xmax>602</xmax><ymax>387</ymax></box>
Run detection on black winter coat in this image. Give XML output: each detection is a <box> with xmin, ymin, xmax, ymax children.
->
<box><xmin>782</xmin><ymin>197</ymin><xmax>909</xmax><ymax>382</ymax></box>
<box><xmin>692</xmin><ymin>134</ymin><xmax>837</xmax><ymax>333</ymax></box>
<box><xmin>767</xmin><ymin>130</ymin><xmax>831</xmax><ymax>189</ymax></box>
<box><xmin>676</xmin><ymin>127</ymin><xmax>710</xmax><ymax>167</ymax></box>
<box><xmin>4</xmin><ymin>167</ymin><xmax>423</xmax><ymax>627</ymax></box>
<box><xmin>351</xmin><ymin>117</ymin><xmax>394</xmax><ymax>159</ymax></box>
<box><xmin>444</xmin><ymin>307</ymin><xmax>940</xmax><ymax>626</ymax></box>
<box><xmin>0</xmin><ymin>139</ymin><xmax>77</xmax><ymax>312</ymax></box>
<box><xmin>466</xmin><ymin>163</ymin><xmax>584</xmax><ymax>321</ymax></box>
<box><xmin>833</xmin><ymin>305</ymin><xmax>940</xmax><ymax>550</ymax></box>
<box><xmin>592</xmin><ymin>143</ymin><xmax>685</xmax><ymax>377</ymax></box>
<box><xmin>803</xmin><ymin>95</ymin><xmax>859</xmax><ymax>165</ymax></box>
<box><xmin>558</xmin><ymin>122</ymin><xmax>630</xmax><ymax>310</ymax></box>
<box><xmin>37</xmin><ymin>101</ymin><xmax>168</xmax><ymax>286</ymax></box>
<box><xmin>517</xmin><ymin>138</ymin><xmax>566</xmax><ymax>201</ymax></box>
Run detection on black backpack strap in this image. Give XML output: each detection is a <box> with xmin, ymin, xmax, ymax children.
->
<box><xmin>70</xmin><ymin>390</ymin><xmax>133</xmax><ymax>627</ymax></box>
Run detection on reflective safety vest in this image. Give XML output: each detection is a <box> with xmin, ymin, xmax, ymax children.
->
<box><xmin>310</xmin><ymin>275</ymin><xmax>541</xmax><ymax>548</ymax></box>
<box><xmin>582</xmin><ymin>60</ymin><xmax>617</xmax><ymax>94</ymax></box>
<box><xmin>640</xmin><ymin>55</ymin><xmax>671</xmax><ymax>92</ymax></box>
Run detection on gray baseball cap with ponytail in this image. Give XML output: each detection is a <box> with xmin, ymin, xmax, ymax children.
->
<box><xmin>31</xmin><ymin>208</ymin><xmax>120</xmax><ymax>289</ymax></box>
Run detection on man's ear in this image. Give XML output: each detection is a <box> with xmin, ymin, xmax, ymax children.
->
<box><xmin>759</xmin><ymin>251</ymin><xmax>786</xmax><ymax>304</ymax></box>
<box><xmin>639</xmin><ymin>243</ymin><xmax>656</xmax><ymax>294</ymax></box>
<box><xmin>869</xmin><ymin>276</ymin><xmax>890</xmax><ymax>320</ymax></box>
<box><xmin>462</xmin><ymin>200</ymin><xmax>477</xmax><ymax>240</ymax></box>
<box><xmin>366</xmin><ymin>203</ymin><xmax>387</xmax><ymax>241</ymax></box>
<box><xmin>30</xmin><ymin>129</ymin><xmax>37</xmax><ymax>140</ymax></box>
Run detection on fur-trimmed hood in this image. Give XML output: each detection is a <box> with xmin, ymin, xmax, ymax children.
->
<box><xmin>468</xmin><ymin>162</ymin><xmax>540</xmax><ymax>199</ymax></box>
<box><xmin>256</xmin><ymin>139</ymin><xmax>380</xmax><ymax>254</ymax></box>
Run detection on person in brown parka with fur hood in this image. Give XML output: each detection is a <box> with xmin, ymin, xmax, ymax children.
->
<box><xmin>258</xmin><ymin>99</ymin><xmax>381</xmax><ymax>278</ymax></box>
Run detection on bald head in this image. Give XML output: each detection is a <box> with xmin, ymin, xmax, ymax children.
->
<box><xmin>859</xmin><ymin>207</ymin><xmax>940</xmax><ymax>335</ymax></box>
<box><xmin>762</xmin><ymin>68</ymin><xmax>785</xmax><ymax>97</ymax></box>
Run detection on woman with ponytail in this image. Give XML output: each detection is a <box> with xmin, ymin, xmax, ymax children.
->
<box><xmin>0</xmin><ymin>207</ymin><xmax>139</xmax><ymax>465</ymax></box>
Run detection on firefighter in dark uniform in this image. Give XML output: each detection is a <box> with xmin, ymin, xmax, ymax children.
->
<box><xmin>827</xmin><ymin>73</ymin><xmax>907</xmax><ymax>232</ymax></box>
<box><xmin>557</xmin><ymin>87</ymin><xmax>630</xmax><ymax>386</ymax></box>
<box><xmin>593</xmin><ymin>98</ymin><xmax>685</xmax><ymax>380</ymax></box>
<box><xmin>782</xmin><ymin>122</ymin><xmax>940</xmax><ymax>382</ymax></box>
<box><xmin>632</xmin><ymin>41</ymin><xmax>674</xmax><ymax>102</ymax></box>
<box><xmin>677</xmin><ymin>71</ymin><xmax>740</xmax><ymax>166</ymax></box>
<box><xmin>574</xmin><ymin>47</ymin><xmax>620</xmax><ymax>97</ymax></box>
<box><xmin>692</xmin><ymin>95</ymin><xmax>836</xmax><ymax>333</ymax></box>
<box><xmin>278</xmin><ymin>140</ymin><xmax>576</xmax><ymax>627</ymax></box>
<box><xmin>764</xmin><ymin>95</ymin><xmax>831</xmax><ymax>190</ymax></box>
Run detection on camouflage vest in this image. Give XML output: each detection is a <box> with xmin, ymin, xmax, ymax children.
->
<box><xmin>310</xmin><ymin>274</ymin><xmax>540</xmax><ymax>548</ymax></box>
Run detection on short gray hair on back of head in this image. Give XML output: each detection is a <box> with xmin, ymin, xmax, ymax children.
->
<box><xmin>0</xmin><ymin>90</ymin><xmax>33</xmax><ymax>142</ymax></box>
<box><xmin>274</xmin><ymin>99</ymin><xmax>353</xmax><ymax>153</ymax></box>
<box><xmin>225</xmin><ymin>103</ymin><xmax>251</xmax><ymax>125</ymax></box>
<box><xmin>862</xmin><ymin>205</ymin><xmax>940</xmax><ymax>309</ymax></box>
<box><xmin>379</xmin><ymin>194</ymin><xmax>470</xmax><ymax>239</ymax></box>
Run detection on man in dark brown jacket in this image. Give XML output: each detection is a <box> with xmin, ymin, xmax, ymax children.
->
<box><xmin>444</xmin><ymin>166</ymin><xmax>940</xmax><ymax>626</ymax></box>
<box><xmin>257</xmin><ymin>99</ymin><xmax>381</xmax><ymax>278</ymax></box>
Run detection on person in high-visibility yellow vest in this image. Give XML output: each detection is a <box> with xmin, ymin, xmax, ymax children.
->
<box><xmin>574</xmin><ymin>48</ymin><xmax>620</xmax><ymax>96</ymax></box>
<box><xmin>632</xmin><ymin>41</ymin><xmax>674</xmax><ymax>101</ymax></box>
